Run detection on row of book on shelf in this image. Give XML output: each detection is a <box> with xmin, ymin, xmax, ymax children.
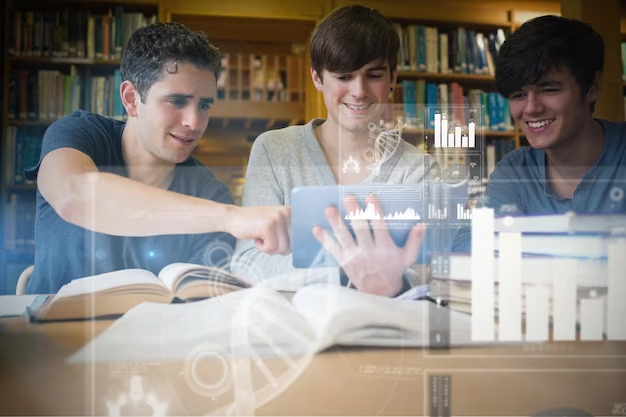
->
<box><xmin>400</xmin><ymin>80</ymin><xmax>514</xmax><ymax>132</ymax></box>
<box><xmin>485</xmin><ymin>138</ymin><xmax>516</xmax><ymax>178</ymax></box>
<box><xmin>4</xmin><ymin>193</ymin><xmax>36</xmax><ymax>253</ymax></box>
<box><xmin>8</xmin><ymin>67</ymin><xmax>125</xmax><ymax>123</ymax></box>
<box><xmin>5</xmin><ymin>127</ymin><xmax>42</xmax><ymax>186</ymax></box>
<box><xmin>394</xmin><ymin>23</ymin><xmax>507</xmax><ymax>76</ymax></box>
<box><xmin>9</xmin><ymin>7</ymin><xmax>156</xmax><ymax>61</ymax></box>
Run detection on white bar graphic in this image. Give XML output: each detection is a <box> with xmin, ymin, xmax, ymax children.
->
<box><xmin>456</xmin><ymin>204</ymin><xmax>472</xmax><ymax>219</ymax></box>
<box><xmin>469</xmin><ymin>120</ymin><xmax>476</xmax><ymax>147</ymax></box>
<box><xmin>525</xmin><ymin>286</ymin><xmax>549</xmax><ymax>341</ymax></box>
<box><xmin>462</xmin><ymin>135</ymin><xmax>468</xmax><ymax>147</ymax></box>
<box><xmin>552</xmin><ymin>259</ymin><xmax>577</xmax><ymax>341</ymax></box>
<box><xmin>454</xmin><ymin>125</ymin><xmax>462</xmax><ymax>147</ymax></box>
<box><xmin>429</xmin><ymin>204</ymin><xmax>447</xmax><ymax>220</ymax></box>
<box><xmin>580</xmin><ymin>298</ymin><xmax>604</xmax><ymax>341</ymax></box>
<box><xmin>608</xmin><ymin>240</ymin><xmax>626</xmax><ymax>340</ymax></box>
<box><xmin>498</xmin><ymin>232</ymin><xmax>522</xmax><ymax>341</ymax></box>
<box><xmin>471</xmin><ymin>208</ymin><xmax>495</xmax><ymax>341</ymax></box>
<box><xmin>441</xmin><ymin>115</ymin><xmax>448</xmax><ymax>148</ymax></box>
<box><xmin>434</xmin><ymin>113</ymin><xmax>441</xmax><ymax>148</ymax></box>
<box><xmin>448</xmin><ymin>132</ymin><xmax>454</xmax><ymax>147</ymax></box>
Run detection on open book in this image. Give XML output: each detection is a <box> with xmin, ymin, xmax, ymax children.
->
<box><xmin>69</xmin><ymin>283</ymin><xmax>477</xmax><ymax>365</ymax></box>
<box><xmin>31</xmin><ymin>263</ymin><xmax>252</xmax><ymax>321</ymax></box>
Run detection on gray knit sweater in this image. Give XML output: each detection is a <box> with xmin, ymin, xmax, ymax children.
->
<box><xmin>230</xmin><ymin>118</ymin><xmax>434</xmax><ymax>289</ymax></box>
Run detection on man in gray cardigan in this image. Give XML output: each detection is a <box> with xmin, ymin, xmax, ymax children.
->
<box><xmin>231</xmin><ymin>5</ymin><xmax>435</xmax><ymax>297</ymax></box>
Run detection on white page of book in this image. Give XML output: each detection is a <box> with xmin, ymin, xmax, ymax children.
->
<box><xmin>57</xmin><ymin>269</ymin><xmax>164</xmax><ymax>298</ymax></box>
<box><xmin>68</xmin><ymin>286</ymin><xmax>315</xmax><ymax>364</ymax></box>
<box><xmin>291</xmin><ymin>284</ymin><xmax>474</xmax><ymax>347</ymax></box>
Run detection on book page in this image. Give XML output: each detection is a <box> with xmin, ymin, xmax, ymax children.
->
<box><xmin>157</xmin><ymin>263</ymin><xmax>251</xmax><ymax>293</ymax></box>
<box><xmin>55</xmin><ymin>269</ymin><xmax>164</xmax><ymax>299</ymax></box>
<box><xmin>68</xmin><ymin>286</ymin><xmax>316</xmax><ymax>364</ymax></box>
<box><xmin>291</xmin><ymin>284</ymin><xmax>426</xmax><ymax>344</ymax></box>
<box><xmin>292</xmin><ymin>283</ymin><xmax>474</xmax><ymax>348</ymax></box>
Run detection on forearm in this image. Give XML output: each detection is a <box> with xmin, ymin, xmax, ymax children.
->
<box><xmin>58</xmin><ymin>172</ymin><xmax>233</xmax><ymax>236</ymax></box>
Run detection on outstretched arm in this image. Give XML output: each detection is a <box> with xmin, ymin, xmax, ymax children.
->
<box><xmin>34</xmin><ymin>117</ymin><xmax>290</xmax><ymax>255</ymax></box>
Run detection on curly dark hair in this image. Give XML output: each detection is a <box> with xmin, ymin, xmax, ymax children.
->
<box><xmin>495</xmin><ymin>15</ymin><xmax>604</xmax><ymax>102</ymax></box>
<box><xmin>120</xmin><ymin>22</ymin><xmax>222</xmax><ymax>103</ymax></box>
<box><xmin>310</xmin><ymin>5</ymin><xmax>399</xmax><ymax>80</ymax></box>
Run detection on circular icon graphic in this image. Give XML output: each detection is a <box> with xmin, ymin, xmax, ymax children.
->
<box><xmin>610</xmin><ymin>187</ymin><xmax>624</xmax><ymax>202</ymax></box>
<box><xmin>441</xmin><ymin>165</ymin><xmax>470</xmax><ymax>187</ymax></box>
<box><xmin>184</xmin><ymin>343</ymin><xmax>232</xmax><ymax>398</ymax></box>
<box><xmin>362</xmin><ymin>147</ymin><xmax>376</xmax><ymax>163</ymax></box>
<box><xmin>203</xmin><ymin>240</ymin><xmax>234</xmax><ymax>269</ymax></box>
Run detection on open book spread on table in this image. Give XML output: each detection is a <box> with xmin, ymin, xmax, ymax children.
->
<box><xmin>30</xmin><ymin>263</ymin><xmax>253</xmax><ymax>321</ymax></box>
<box><xmin>68</xmin><ymin>283</ymin><xmax>476</xmax><ymax>364</ymax></box>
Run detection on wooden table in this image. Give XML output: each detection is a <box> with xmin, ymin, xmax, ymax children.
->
<box><xmin>1</xmin><ymin>316</ymin><xmax>625</xmax><ymax>416</ymax></box>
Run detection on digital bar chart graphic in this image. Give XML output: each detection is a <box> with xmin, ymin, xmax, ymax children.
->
<box><xmin>456</xmin><ymin>204</ymin><xmax>472</xmax><ymax>220</ymax></box>
<box><xmin>469</xmin><ymin>207</ymin><xmax>626</xmax><ymax>342</ymax></box>
<box><xmin>433</xmin><ymin>112</ymin><xmax>476</xmax><ymax>148</ymax></box>
<box><xmin>428</xmin><ymin>203</ymin><xmax>448</xmax><ymax>220</ymax></box>
<box><xmin>344</xmin><ymin>204</ymin><xmax>421</xmax><ymax>221</ymax></box>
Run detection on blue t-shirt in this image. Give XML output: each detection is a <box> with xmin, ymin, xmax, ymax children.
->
<box><xmin>24</xmin><ymin>110</ymin><xmax>236</xmax><ymax>294</ymax></box>
<box><xmin>452</xmin><ymin>119</ymin><xmax>626</xmax><ymax>252</ymax></box>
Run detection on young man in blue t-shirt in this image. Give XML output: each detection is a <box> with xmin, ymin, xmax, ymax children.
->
<box><xmin>452</xmin><ymin>15</ymin><xmax>626</xmax><ymax>252</ymax></box>
<box><xmin>24</xmin><ymin>23</ymin><xmax>291</xmax><ymax>294</ymax></box>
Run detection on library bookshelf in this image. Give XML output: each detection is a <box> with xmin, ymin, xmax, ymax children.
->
<box><xmin>3</xmin><ymin>0</ymin><xmax>622</xmax><ymax>293</ymax></box>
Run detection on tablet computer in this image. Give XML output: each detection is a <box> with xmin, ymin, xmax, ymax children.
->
<box><xmin>291</xmin><ymin>185</ymin><xmax>430</xmax><ymax>268</ymax></box>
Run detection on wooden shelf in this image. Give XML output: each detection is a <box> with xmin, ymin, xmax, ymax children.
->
<box><xmin>9</xmin><ymin>56</ymin><xmax>120</xmax><ymax>66</ymax></box>
<box><xmin>397</xmin><ymin>71</ymin><xmax>495</xmax><ymax>84</ymax></box>
<box><xmin>7</xmin><ymin>119</ymin><xmax>56</xmax><ymax>127</ymax></box>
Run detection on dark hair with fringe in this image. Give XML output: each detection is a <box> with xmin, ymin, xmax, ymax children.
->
<box><xmin>310</xmin><ymin>5</ymin><xmax>399</xmax><ymax>80</ymax></box>
<box><xmin>496</xmin><ymin>15</ymin><xmax>604</xmax><ymax>105</ymax></box>
<box><xmin>120</xmin><ymin>22</ymin><xmax>222</xmax><ymax>103</ymax></box>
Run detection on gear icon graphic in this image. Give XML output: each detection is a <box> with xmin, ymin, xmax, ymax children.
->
<box><xmin>342</xmin><ymin>155</ymin><xmax>361</xmax><ymax>174</ymax></box>
<box><xmin>106</xmin><ymin>376</ymin><xmax>168</xmax><ymax>416</ymax></box>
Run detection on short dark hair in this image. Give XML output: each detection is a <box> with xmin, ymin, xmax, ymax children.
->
<box><xmin>121</xmin><ymin>22</ymin><xmax>222</xmax><ymax>103</ymax></box>
<box><xmin>495</xmin><ymin>15</ymin><xmax>605</xmax><ymax>102</ymax></box>
<box><xmin>310</xmin><ymin>5</ymin><xmax>399</xmax><ymax>80</ymax></box>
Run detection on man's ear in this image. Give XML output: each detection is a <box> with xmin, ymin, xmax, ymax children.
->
<box><xmin>310</xmin><ymin>68</ymin><xmax>324</xmax><ymax>91</ymax></box>
<box><xmin>586</xmin><ymin>70</ymin><xmax>602</xmax><ymax>104</ymax></box>
<box><xmin>120</xmin><ymin>80</ymin><xmax>140</xmax><ymax>117</ymax></box>
<box><xmin>390</xmin><ymin>68</ymin><xmax>398</xmax><ymax>91</ymax></box>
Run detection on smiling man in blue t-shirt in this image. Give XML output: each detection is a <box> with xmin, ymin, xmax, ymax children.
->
<box><xmin>24</xmin><ymin>23</ymin><xmax>292</xmax><ymax>294</ymax></box>
<box><xmin>452</xmin><ymin>15</ymin><xmax>626</xmax><ymax>252</ymax></box>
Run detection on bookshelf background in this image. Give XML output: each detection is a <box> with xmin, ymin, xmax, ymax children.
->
<box><xmin>1</xmin><ymin>0</ymin><xmax>624</xmax><ymax>294</ymax></box>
